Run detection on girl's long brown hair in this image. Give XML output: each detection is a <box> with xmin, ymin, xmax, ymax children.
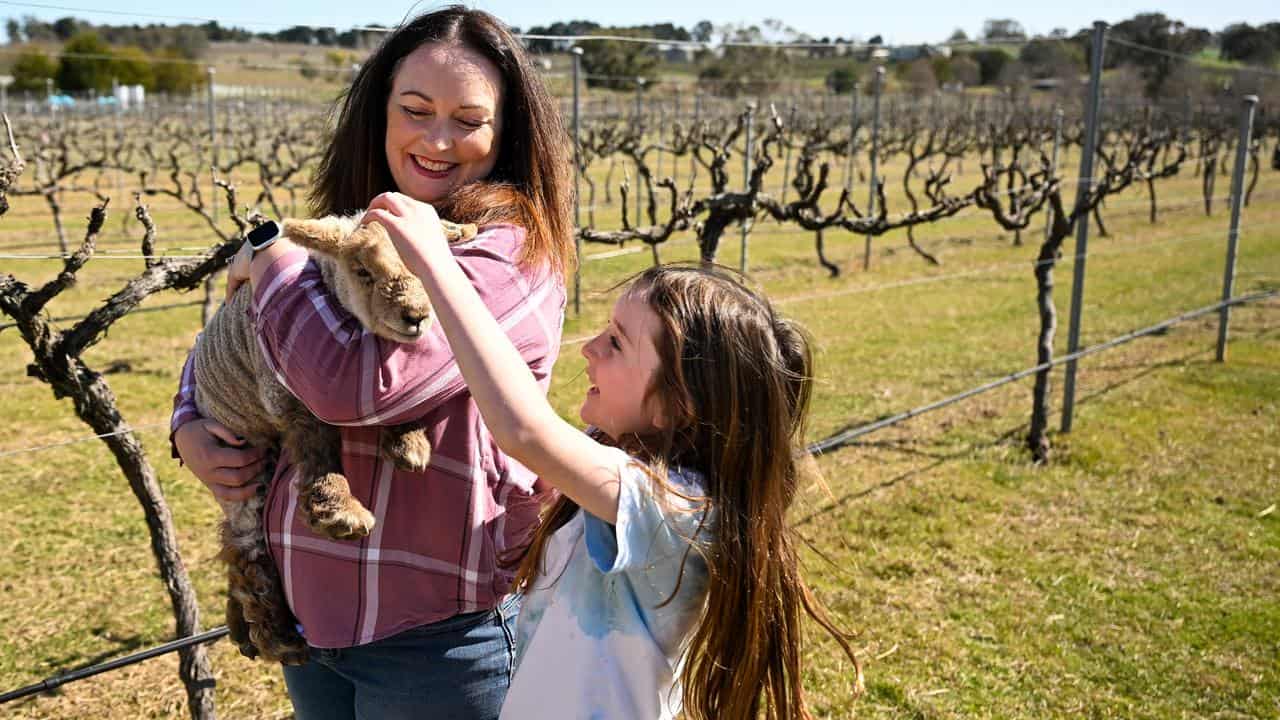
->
<box><xmin>310</xmin><ymin>5</ymin><xmax>575</xmax><ymax>280</ymax></box>
<box><xmin>512</xmin><ymin>264</ymin><xmax>864</xmax><ymax>719</ymax></box>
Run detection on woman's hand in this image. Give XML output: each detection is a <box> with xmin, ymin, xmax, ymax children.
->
<box><xmin>174</xmin><ymin>418</ymin><xmax>269</xmax><ymax>502</ymax></box>
<box><xmin>364</xmin><ymin>192</ymin><xmax>451</xmax><ymax>277</ymax></box>
<box><xmin>225</xmin><ymin>240</ymin><xmax>254</xmax><ymax>300</ymax></box>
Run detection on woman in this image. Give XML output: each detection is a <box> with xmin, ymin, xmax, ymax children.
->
<box><xmin>171</xmin><ymin>7</ymin><xmax>574</xmax><ymax>719</ymax></box>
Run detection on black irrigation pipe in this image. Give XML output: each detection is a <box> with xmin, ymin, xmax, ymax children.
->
<box><xmin>1</xmin><ymin>291</ymin><xmax>1277</xmax><ymax>705</ymax></box>
<box><xmin>0</xmin><ymin>300</ymin><xmax>204</xmax><ymax>332</ymax></box>
<box><xmin>806</xmin><ymin>289</ymin><xmax>1279</xmax><ymax>455</ymax></box>
<box><xmin>0</xmin><ymin>627</ymin><xmax>229</xmax><ymax>705</ymax></box>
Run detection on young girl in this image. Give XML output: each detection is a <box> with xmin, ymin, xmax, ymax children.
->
<box><xmin>364</xmin><ymin>193</ymin><xmax>863</xmax><ymax>719</ymax></box>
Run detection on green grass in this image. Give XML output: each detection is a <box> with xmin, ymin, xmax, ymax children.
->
<box><xmin>1</xmin><ymin>141</ymin><xmax>1277</xmax><ymax>718</ymax></box>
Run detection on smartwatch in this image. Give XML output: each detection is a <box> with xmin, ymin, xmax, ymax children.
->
<box><xmin>247</xmin><ymin>220</ymin><xmax>282</xmax><ymax>253</ymax></box>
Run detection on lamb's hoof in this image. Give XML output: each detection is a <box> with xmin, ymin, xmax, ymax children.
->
<box><xmin>300</xmin><ymin>473</ymin><xmax>375</xmax><ymax>540</ymax></box>
<box><xmin>236</xmin><ymin>641</ymin><xmax>260</xmax><ymax>660</ymax></box>
<box><xmin>278</xmin><ymin>647</ymin><xmax>309</xmax><ymax>666</ymax></box>
<box><xmin>262</xmin><ymin>637</ymin><xmax>310</xmax><ymax>666</ymax></box>
<box><xmin>307</xmin><ymin>504</ymin><xmax>375</xmax><ymax>541</ymax></box>
<box><xmin>384</xmin><ymin>428</ymin><xmax>432</xmax><ymax>473</ymax></box>
<box><xmin>303</xmin><ymin>487</ymin><xmax>375</xmax><ymax>541</ymax></box>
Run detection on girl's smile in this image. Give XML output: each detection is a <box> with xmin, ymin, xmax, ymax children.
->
<box><xmin>580</xmin><ymin>295</ymin><xmax>667</xmax><ymax>439</ymax></box>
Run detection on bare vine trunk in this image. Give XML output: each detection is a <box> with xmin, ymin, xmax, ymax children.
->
<box><xmin>1202</xmin><ymin>156</ymin><xmax>1217</xmax><ymax>215</ymax></box>
<box><xmin>603</xmin><ymin>157</ymin><xmax>616</xmax><ymax>203</ymax></box>
<box><xmin>42</xmin><ymin>188</ymin><xmax>68</xmax><ymax>254</ymax></box>
<box><xmin>0</xmin><ymin>182</ymin><xmax>234</xmax><ymax>719</ymax></box>
<box><xmin>581</xmin><ymin>171</ymin><xmax>597</xmax><ymax>227</ymax></box>
<box><xmin>1147</xmin><ymin>176</ymin><xmax>1158</xmax><ymax>223</ymax></box>
<box><xmin>1028</xmin><ymin>231</ymin><xmax>1066</xmax><ymax>463</ymax></box>
<box><xmin>201</xmin><ymin>272</ymin><xmax>219</xmax><ymax>326</ymax></box>
<box><xmin>814</xmin><ymin>229</ymin><xmax>839</xmax><ymax>278</ymax></box>
<box><xmin>901</xmin><ymin>157</ymin><xmax>941</xmax><ymax>266</ymax></box>
<box><xmin>82</xmin><ymin>379</ymin><xmax>218</xmax><ymax>720</ymax></box>
<box><xmin>1</xmin><ymin>288</ymin><xmax>219</xmax><ymax>719</ymax></box>
<box><xmin>698</xmin><ymin>213</ymin><xmax>734</xmax><ymax>266</ymax></box>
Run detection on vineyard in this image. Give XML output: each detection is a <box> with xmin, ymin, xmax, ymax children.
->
<box><xmin>1</xmin><ymin>26</ymin><xmax>1279</xmax><ymax>720</ymax></box>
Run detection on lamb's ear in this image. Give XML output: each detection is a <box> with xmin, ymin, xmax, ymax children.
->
<box><xmin>353</xmin><ymin>221</ymin><xmax>411</xmax><ymax>275</ymax></box>
<box><xmin>281</xmin><ymin>217</ymin><xmax>351</xmax><ymax>256</ymax></box>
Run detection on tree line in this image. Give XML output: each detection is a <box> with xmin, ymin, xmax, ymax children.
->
<box><xmin>4</xmin><ymin>12</ymin><xmax>1277</xmax><ymax>100</ymax></box>
<box><xmin>8</xmin><ymin>32</ymin><xmax>205</xmax><ymax>94</ymax></box>
<box><xmin>6</xmin><ymin>15</ymin><xmax>389</xmax><ymax>50</ymax></box>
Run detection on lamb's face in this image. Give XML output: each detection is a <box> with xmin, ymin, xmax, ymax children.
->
<box><xmin>280</xmin><ymin>217</ymin><xmax>433</xmax><ymax>344</ymax></box>
<box><xmin>343</xmin><ymin>238</ymin><xmax>433</xmax><ymax>344</ymax></box>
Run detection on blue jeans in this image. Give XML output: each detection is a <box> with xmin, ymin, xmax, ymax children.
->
<box><xmin>282</xmin><ymin>595</ymin><xmax>519</xmax><ymax>720</ymax></box>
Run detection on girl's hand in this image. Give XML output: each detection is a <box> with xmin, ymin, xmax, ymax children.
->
<box><xmin>225</xmin><ymin>240</ymin><xmax>254</xmax><ymax>300</ymax></box>
<box><xmin>364</xmin><ymin>192</ymin><xmax>451</xmax><ymax>276</ymax></box>
<box><xmin>174</xmin><ymin>418</ymin><xmax>268</xmax><ymax>502</ymax></box>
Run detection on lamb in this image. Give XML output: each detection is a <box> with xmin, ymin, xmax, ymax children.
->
<box><xmin>191</xmin><ymin>214</ymin><xmax>475</xmax><ymax>663</ymax></box>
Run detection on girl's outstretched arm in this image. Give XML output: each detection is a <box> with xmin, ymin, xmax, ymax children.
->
<box><xmin>365</xmin><ymin>193</ymin><xmax>622</xmax><ymax>523</ymax></box>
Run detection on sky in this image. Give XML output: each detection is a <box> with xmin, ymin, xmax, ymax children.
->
<box><xmin>0</xmin><ymin>0</ymin><xmax>1276</xmax><ymax>46</ymax></box>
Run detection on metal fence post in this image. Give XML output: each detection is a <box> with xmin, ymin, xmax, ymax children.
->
<box><xmin>112</xmin><ymin>76</ymin><xmax>123</xmax><ymax>207</ymax></box>
<box><xmin>740</xmin><ymin>103</ymin><xmax>755</xmax><ymax>274</ymax></box>
<box><xmin>864</xmin><ymin>66</ymin><xmax>884</xmax><ymax>271</ymax></box>
<box><xmin>656</xmin><ymin>101</ymin><xmax>666</xmax><ymax>191</ymax></box>
<box><xmin>202</xmin><ymin>66</ymin><xmax>219</xmax><ymax>326</ymax></box>
<box><xmin>691</xmin><ymin>90</ymin><xmax>702</xmax><ymax>181</ymax></box>
<box><xmin>1216</xmin><ymin>95</ymin><xmax>1259</xmax><ymax>362</ymax></box>
<box><xmin>1183</xmin><ymin>91</ymin><xmax>1192</xmax><ymax>144</ymax></box>
<box><xmin>845</xmin><ymin>81</ymin><xmax>860</xmax><ymax>193</ymax></box>
<box><xmin>634</xmin><ymin>77</ymin><xmax>645</xmax><ymax>228</ymax></box>
<box><xmin>206</xmin><ymin>67</ymin><xmax>217</xmax><ymax>224</ymax></box>
<box><xmin>571</xmin><ymin>47</ymin><xmax>583</xmax><ymax>315</ymax></box>
<box><xmin>672</xmin><ymin>91</ymin><xmax>681</xmax><ymax>184</ymax></box>
<box><xmin>1044</xmin><ymin>107</ymin><xmax>1063</xmax><ymax>243</ymax></box>
<box><xmin>1060</xmin><ymin>20</ymin><xmax>1107</xmax><ymax>433</ymax></box>
<box><xmin>781</xmin><ymin>104</ymin><xmax>797</xmax><ymax>203</ymax></box>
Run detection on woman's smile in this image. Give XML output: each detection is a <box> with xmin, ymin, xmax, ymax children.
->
<box><xmin>410</xmin><ymin>154</ymin><xmax>460</xmax><ymax>179</ymax></box>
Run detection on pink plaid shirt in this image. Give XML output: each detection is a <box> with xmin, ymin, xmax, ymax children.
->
<box><xmin>172</xmin><ymin>224</ymin><xmax>564</xmax><ymax>648</ymax></box>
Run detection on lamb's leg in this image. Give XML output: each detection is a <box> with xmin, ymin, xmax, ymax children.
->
<box><xmin>225</xmin><ymin>591</ymin><xmax>258</xmax><ymax>660</ymax></box>
<box><xmin>220</xmin><ymin>492</ymin><xmax>308</xmax><ymax>664</ymax></box>
<box><xmin>221</xmin><ymin>501</ymin><xmax>264</xmax><ymax>660</ymax></box>
<box><xmin>282</xmin><ymin>405</ymin><xmax>375</xmax><ymax>540</ymax></box>
<box><xmin>230</xmin><ymin>554</ymin><xmax>308</xmax><ymax>664</ymax></box>
<box><xmin>238</xmin><ymin>552</ymin><xmax>309</xmax><ymax>665</ymax></box>
<box><xmin>381</xmin><ymin>423</ymin><xmax>432</xmax><ymax>472</ymax></box>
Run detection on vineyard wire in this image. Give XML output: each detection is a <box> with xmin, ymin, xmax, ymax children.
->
<box><xmin>805</xmin><ymin>289</ymin><xmax>1279</xmax><ymax>455</ymax></box>
<box><xmin>0</xmin><ymin>421</ymin><xmax>170</xmax><ymax>458</ymax></box>
<box><xmin>1108</xmin><ymin>35</ymin><xmax>1280</xmax><ymax>78</ymax></box>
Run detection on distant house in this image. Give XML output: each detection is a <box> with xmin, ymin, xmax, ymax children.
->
<box><xmin>660</xmin><ymin>44</ymin><xmax>696</xmax><ymax>63</ymax></box>
<box><xmin>888</xmin><ymin>44</ymin><xmax>953</xmax><ymax>62</ymax></box>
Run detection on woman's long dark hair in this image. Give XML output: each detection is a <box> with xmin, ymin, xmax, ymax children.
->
<box><xmin>310</xmin><ymin>6</ymin><xmax>575</xmax><ymax>279</ymax></box>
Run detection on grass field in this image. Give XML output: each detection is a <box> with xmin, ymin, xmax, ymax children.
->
<box><xmin>0</xmin><ymin>130</ymin><xmax>1277</xmax><ymax>718</ymax></box>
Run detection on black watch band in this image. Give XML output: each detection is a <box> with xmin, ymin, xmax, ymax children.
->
<box><xmin>247</xmin><ymin>220</ymin><xmax>282</xmax><ymax>252</ymax></box>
